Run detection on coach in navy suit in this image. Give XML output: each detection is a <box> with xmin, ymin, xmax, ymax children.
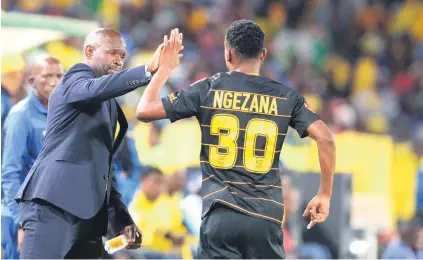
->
<box><xmin>15</xmin><ymin>28</ymin><xmax>182</xmax><ymax>258</ymax></box>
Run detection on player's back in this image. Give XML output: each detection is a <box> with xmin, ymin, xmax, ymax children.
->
<box><xmin>197</xmin><ymin>71</ymin><xmax>318</xmax><ymax>226</ymax></box>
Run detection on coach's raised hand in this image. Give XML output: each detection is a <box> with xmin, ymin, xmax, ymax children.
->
<box><xmin>147</xmin><ymin>43</ymin><xmax>163</xmax><ymax>74</ymax></box>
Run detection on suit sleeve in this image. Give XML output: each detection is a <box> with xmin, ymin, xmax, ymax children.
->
<box><xmin>289</xmin><ymin>91</ymin><xmax>320</xmax><ymax>138</ymax></box>
<box><xmin>63</xmin><ymin>64</ymin><xmax>152</xmax><ymax>104</ymax></box>
<box><xmin>1</xmin><ymin>113</ymin><xmax>30</xmax><ymax>226</ymax></box>
<box><xmin>161</xmin><ymin>78</ymin><xmax>208</xmax><ymax>122</ymax></box>
<box><xmin>108</xmin><ymin>173</ymin><xmax>135</xmax><ymax>236</ymax></box>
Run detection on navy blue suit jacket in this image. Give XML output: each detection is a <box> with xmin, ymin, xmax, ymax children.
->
<box><xmin>16</xmin><ymin>63</ymin><xmax>150</xmax><ymax>235</ymax></box>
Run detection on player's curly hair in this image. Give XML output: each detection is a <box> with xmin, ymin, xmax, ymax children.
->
<box><xmin>225</xmin><ymin>19</ymin><xmax>265</xmax><ymax>60</ymax></box>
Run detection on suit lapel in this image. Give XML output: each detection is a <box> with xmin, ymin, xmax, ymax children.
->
<box><xmin>112</xmin><ymin>99</ymin><xmax>128</xmax><ymax>154</ymax></box>
<box><xmin>103</xmin><ymin>102</ymin><xmax>113</xmax><ymax>151</ymax></box>
<box><xmin>110</xmin><ymin>100</ymin><xmax>117</xmax><ymax>135</ymax></box>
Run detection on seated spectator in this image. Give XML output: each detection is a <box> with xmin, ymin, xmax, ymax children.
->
<box><xmin>382</xmin><ymin>213</ymin><xmax>423</xmax><ymax>259</ymax></box>
<box><xmin>127</xmin><ymin>167</ymin><xmax>188</xmax><ymax>259</ymax></box>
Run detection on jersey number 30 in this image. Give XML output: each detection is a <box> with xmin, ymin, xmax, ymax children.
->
<box><xmin>209</xmin><ymin>114</ymin><xmax>278</xmax><ymax>174</ymax></box>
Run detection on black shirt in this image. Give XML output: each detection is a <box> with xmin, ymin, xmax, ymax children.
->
<box><xmin>162</xmin><ymin>71</ymin><xmax>319</xmax><ymax>225</ymax></box>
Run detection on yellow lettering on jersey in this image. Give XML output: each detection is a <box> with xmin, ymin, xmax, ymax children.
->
<box><xmin>241</xmin><ymin>93</ymin><xmax>250</xmax><ymax>111</ymax></box>
<box><xmin>259</xmin><ymin>96</ymin><xmax>269</xmax><ymax>114</ymax></box>
<box><xmin>250</xmin><ymin>95</ymin><xmax>259</xmax><ymax>113</ymax></box>
<box><xmin>223</xmin><ymin>92</ymin><xmax>233</xmax><ymax>108</ymax></box>
<box><xmin>232</xmin><ymin>92</ymin><xmax>242</xmax><ymax>110</ymax></box>
<box><xmin>268</xmin><ymin>98</ymin><xmax>278</xmax><ymax>115</ymax></box>
<box><xmin>211</xmin><ymin>90</ymin><xmax>279</xmax><ymax>116</ymax></box>
<box><xmin>213</xmin><ymin>91</ymin><xmax>224</xmax><ymax>108</ymax></box>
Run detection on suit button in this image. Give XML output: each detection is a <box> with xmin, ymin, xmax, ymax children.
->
<box><xmin>103</xmin><ymin>175</ymin><xmax>107</xmax><ymax>180</ymax></box>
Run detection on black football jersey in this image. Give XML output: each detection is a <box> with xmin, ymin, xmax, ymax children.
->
<box><xmin>162</xmin><ymin>71</ymin><xmax>319</xmax><ymax>225</ymax></box>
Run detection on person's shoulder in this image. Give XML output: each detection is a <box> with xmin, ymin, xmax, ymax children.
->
<box><xmin>8</xmin><ymin>97</ymin><xmax>30</xmax><ymax>116</ymax></box>
<box><xmin>64</xmin><ymin>63</ymin><xmax>96</xmax><ymax>79</ymax></box>
<box><xmin>197</xmin><ymin>72</ymin><xmax>227</xmax><ymax>90</ymax></box>
<box><xmin>186</xmin><ymin>74</ymin><xmax>216</xmax><ymax>93</ymax></box>
<box><xmin>264</xmin><ymin>78</ymin><xmax>302</xmax><ymax>101</ymax></box>
<box><xmin>60</xmin><ymin>63</ymin><xmax>96</xmax><ymax>87</ymax></box>
<box><xmin>260</xmin><ymin>76</ymin><xmax>295</xmax><ymax>93</ymax></box>
<box><xmin>248</xmin><ymin>75</ymin><xmax>299</xmax><ymax>100</ymax></box>
<box><xmin>4</xmin><ymin>97</ymin><xmax>31</xmax><ymax>125</ymax></box>
<box><xmin>190</xmin><ymin>73</ymin><xmax>222</xmax><ymax>87</ymax></box>
<box><xmin>67</xmin><ymin>63</ymin><xmax>94</xmax><ymax>73</ymax></box>
<box><xmin>210</xmin><ymin>72</ymin><xmax>227</xmax><ymax>82</ymax></box>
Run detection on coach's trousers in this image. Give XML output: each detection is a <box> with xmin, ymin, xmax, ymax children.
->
<box><xmin>19</xmin><ymin>199</ymin><xmax>107</xmax><ymax>259</ymax></box>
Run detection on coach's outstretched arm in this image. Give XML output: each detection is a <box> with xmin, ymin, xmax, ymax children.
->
<box><xmin>61</xmin><ymin>28</ymin><xmax>165</xmax><ymax>104</ymax></box>
<box><xmin>61</xmin><ymin>63</ymin><xmax>154</xmax><ymax>104</ymax></box>
<box><xmin>303</xmin><ymin>120</ymin><xmax>336</xmax><ymax>228</ymax></box>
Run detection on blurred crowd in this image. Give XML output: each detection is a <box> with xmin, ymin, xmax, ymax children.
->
<box><xmin>2</xmin><ymin>0</ymin><xmax>423</xmax><ymax>259</ymax></box>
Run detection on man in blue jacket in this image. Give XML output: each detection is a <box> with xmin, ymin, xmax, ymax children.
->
<box><xmin>1</xmin><ymin>55</ymin><xmax>64</xmax><ymax>259</ymax></box>
<box><xmin>16</xmin><ymin>28</ymin><xmax>183</xmax><ymax>258</ymax></box>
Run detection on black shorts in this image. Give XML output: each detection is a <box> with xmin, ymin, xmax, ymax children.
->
<box><xmin>196</xmin><ymin>204</ymin><xmax>285</xmax><ymax>259</ymax></box>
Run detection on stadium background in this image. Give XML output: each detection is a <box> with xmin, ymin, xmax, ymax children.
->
<box><xmin>1</xmin><ymin>0</ymin><xmax>423</xmax><ymax>258</ymax></box>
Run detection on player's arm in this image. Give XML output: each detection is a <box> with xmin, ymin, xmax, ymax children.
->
<box><xmin>136</xmin><ymin>71</ymin><xmax>207</xmax><ymax>123</ymax></box>
<box><xmin>136</xmin><ymin>29</ymin><xmax>191</xmax><ymax>123</ymax></box>
<box><xmin>135</xmin><ymin>67</ymin><xmax>172</xmax><ymax>122</ymax></box>
<box><xmin>307</xmin><ymin>120</ymin><xmax>336</xmax><ymax>197</ymax></box>
<box><xmin>1</xmin><ymin>113</ymin><xmax>30</xmax><ymax>227</ymax></box>
<box><xmin>288</xmin><ymin>91</ymin><xmax>335</xmax><ymax>228</ymax></box>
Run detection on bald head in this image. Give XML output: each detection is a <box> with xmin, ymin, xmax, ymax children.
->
<box><xmin>83</xmin><ymin>28</ymin><xmax>127</xmax><ymax>76</ymax></box>
<box><xmin>84</xmin><ymin>28</ymin><xmax>124</xmax><ymax>49</ymax></box>
<box><xmin>27</xmin><ymin>55</ymin><xmax>64</xmax><ymax>108</ymax></box>
<box><xmin>27</xmin><ymin>55</ymin><xmax>61</xmax><ymax>77</ymax></box>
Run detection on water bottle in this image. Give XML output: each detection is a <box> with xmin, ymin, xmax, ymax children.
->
<box><xmin>104</xmin><ymin>235</ymin><xmax>128</xmax><ymax>254</ymax></box>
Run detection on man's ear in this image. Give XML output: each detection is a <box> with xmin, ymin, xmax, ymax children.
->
<box><xmin>260</xmin><ymin>48</ymin><xmax>267</xmax><ymax>61</ymax></box>
<box><xmin>27</xmin><ymin>76</ymin><xmax>35</xmax><ymax>86</ymax></box>
<box><xmin>225</xmin><ymin>49</ymin><xmax>232</xmax><ymax>63</ymax></box>
<box><xmin>85</xmin><ymin>45</ymin><xmax>95</xmax><ymax>59</ymax></box>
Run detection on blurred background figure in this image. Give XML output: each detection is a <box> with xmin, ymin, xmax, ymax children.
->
<box><xmin>113</xmin><ymin>133</ymin><xmax>143</xmax><ymax>206</ymax></box>
<box><xmin>1</xmin><ymin>53</ymin><xmax>25</xmax><ymax>127</ymax></box>
<box><xmin>1</xmin><ymin>55</ymin><xmax>64</xmax><ymax>259</ymax></box>
<box><xmin>2</xmin><ymin>0</ymin><xmax>423</xmax><ymax>259</ymax></box>
<box><xmin>128</xmin><ymin>167</ymin><xmax>188</xmax><ymax>259</ymax></box>
<box><xmin>381</xmin><ymin>211</ymin><xmax>423</xmax><ymax>259</ymax></box>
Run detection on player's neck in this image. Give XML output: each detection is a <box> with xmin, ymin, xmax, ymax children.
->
<box><xmin>231</xmin><ymin>63</ymin><xmax>260</xmax><ymax>76</ymax></box>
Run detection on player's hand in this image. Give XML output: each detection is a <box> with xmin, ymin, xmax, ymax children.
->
<box><xmin>158</xmin><ymin>28</ymin><xmax>184</xmax><ymax>71</ymax></box>
<box><xmin>17</xmin><ymin>228</ymin><xmax>24</xmax><ymax>252</ymax></box>
<box><xmin>303</xmin><ymin>192</ymin><xmax>331</xmax><ymax>229</ymax></box>
<box><xmin>147</xmin><ymin>43</ymin><xmax>163</xmax><ymax>74</ymax></box>
<box><xmin>121</xmin><ymin>224</ymin><xmax>142</xmax><ymax>249</ymax></box>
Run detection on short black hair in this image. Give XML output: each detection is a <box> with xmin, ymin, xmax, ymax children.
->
<box><xmin>140</xmin><ymin>166</ymin><xmax>163</xmax><ymax>181</ymax></box>
<box><xmin>225</xmin><ymin>19</ymin><xmax>265</xmax><ymax>60</ymax></box>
